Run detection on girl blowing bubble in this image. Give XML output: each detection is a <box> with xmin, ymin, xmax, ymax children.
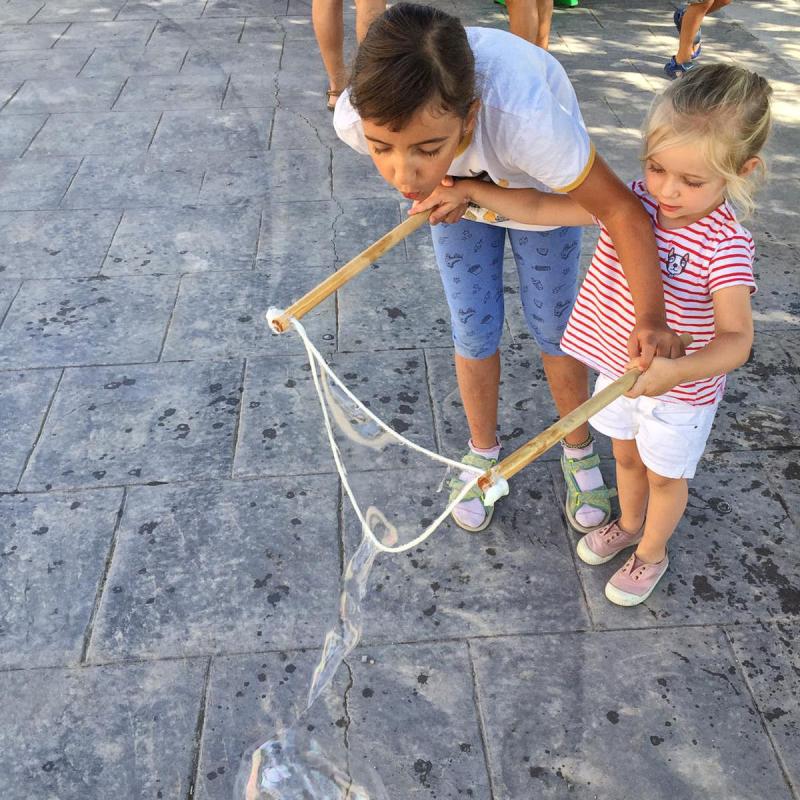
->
<box><xmin>334</xmin><ymin>3</ymin><xmax>684</xmax><ymax>536</ymax></box>
<box><xmin>414</xmin><ymin>63</ymin><xmax>772</xmax><ymax>605</ymax></box>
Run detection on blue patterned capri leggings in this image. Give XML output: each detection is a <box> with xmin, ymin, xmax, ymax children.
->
<box><xmin>430</xmin><ymin>218</ymin><xmax>582</xmax><ymax>359</ymax></box>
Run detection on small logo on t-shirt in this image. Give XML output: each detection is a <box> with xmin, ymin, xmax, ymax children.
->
<box><xmin>665</xmin><ymin>247</ymin><xmax>689</xmax><ymax>276</ymax></box>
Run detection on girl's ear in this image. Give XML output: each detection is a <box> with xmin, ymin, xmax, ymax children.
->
<box><xmin>739</xmin><ymin>156</ymin><xmax>762</xmax><ymax>177</ymax></box>
<box><xmin>465</xmin><ymin>99</ymin><xmax>481</xmax><ymax>134</ymax></box>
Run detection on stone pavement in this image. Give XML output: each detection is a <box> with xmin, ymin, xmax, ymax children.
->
<box><xmin>0</xmin><ymin>0</ymin><xmax>798</xmax><ymax>798</ymax></box>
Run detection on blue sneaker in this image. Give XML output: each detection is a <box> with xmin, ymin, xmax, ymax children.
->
<box><xmin>664</xmin><ymin>55</ymin><xmax>697</xmax><ymax>80</ymax></box>
<box><xmin>673</xmin><ymin>6</ymin><xmax>702</xmax><ymax>59</ymax></box>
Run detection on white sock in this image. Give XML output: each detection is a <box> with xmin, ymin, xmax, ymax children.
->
<box><xmin>563</xmin><ymin>439</ymin><xmax>606</xmax><ymax>528</ymax></box>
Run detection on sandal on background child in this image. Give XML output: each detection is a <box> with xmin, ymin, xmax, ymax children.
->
<box><xmin>665</xmin><ymin>0</ymin><xmax>732</xmax><ymax>80</ymax></box>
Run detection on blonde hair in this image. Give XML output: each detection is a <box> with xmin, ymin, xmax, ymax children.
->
<box><xmin>643</xmin><ymin>63</ymin><xmax>772</xmax><ymax>218</ymax></box>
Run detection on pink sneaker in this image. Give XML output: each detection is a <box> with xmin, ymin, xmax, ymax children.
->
<box><xmin>576</xmin><ymin>519</ymin><xmax>643</xmax><ymax>566</ymax></box>
<box><xmin>605</xmin><ymin>552</ymin><xmax>669</xmax><ymax>607</ymax></box>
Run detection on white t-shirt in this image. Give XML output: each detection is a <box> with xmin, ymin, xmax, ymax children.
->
<box><xmin>334</xmin><ymin>26</ymin><xmax>595</xmax><ymax>231</ymax></box>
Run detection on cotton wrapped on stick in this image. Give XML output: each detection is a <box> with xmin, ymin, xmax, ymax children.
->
<box><xmin>267</xmin><ymin>209</ymin><xmax>432</xmax><ymax>334</ymax></box>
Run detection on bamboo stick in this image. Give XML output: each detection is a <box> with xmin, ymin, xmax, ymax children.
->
<box><xmin>269</xmin><ymin>209</ymin><xmax>432</xmax><ymax>333</ymax></box>
<box><xmin>478</xmin><ymin>334</ymin><xmax>693</xmax><ymax>495</ymax></box>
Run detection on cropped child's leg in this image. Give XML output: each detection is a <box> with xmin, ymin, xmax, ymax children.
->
<box><xmin>613</xmin><ymin>438</ymin><xmax>649</xmax><ymax>534</ymax></box>
<box><xmin>676</xmin><ymin>1</ymin><xmax>712</xmax><ymax>63</ymax></box>
<box><xmin>635</xmin><ymin>471</ymin><xmax>688</xmax><ymax>564</ymax></box>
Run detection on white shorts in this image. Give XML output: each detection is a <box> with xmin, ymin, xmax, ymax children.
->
<box><xmin>588</xmin><ymin>373</ymin><xmax>718</xmax><ymax>479</ymax></box>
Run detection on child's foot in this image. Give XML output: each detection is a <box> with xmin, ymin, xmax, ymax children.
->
<box><xmin>561</xmin><ymin>438</ymin><xmax>614</xmax><ymax>533</ymax></box>
<box><xmin>605</xmin><ymin>552</ymin><xmax>669</xmax><ymax>606</ymax></box>
<box><xmin>326</xmin><ymin>88</ymin><xmax>342</xmax><ymax>112</ymax></box>
<box><xmin>673</xmin><ymin>6</ymin><xmax>703</xmax><ymax>58</ymax></box>
<box><xmin>664</xmin><ymin>56</ymin><xmax>697</xmax><ymax>80</ymax></box>
<box><xmin>448</xmin><ymin>442</ymin><xmax>500</xmax><ymax>532</ymax></box>
<box><xmin>576</xmin><ymin>518</ymin><xmax>643</xmax><ymax>565</ymax></box>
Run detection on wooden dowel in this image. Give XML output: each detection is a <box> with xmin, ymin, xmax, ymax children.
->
<box><xmin>478</xmin><ymin>334</ymin><xmax>693</xmax><ymax>493</ymax></box>
<box><xmin>270</xmin><ymin>209</ymin><xmax>432</xmax><ymax>333</ymax></box>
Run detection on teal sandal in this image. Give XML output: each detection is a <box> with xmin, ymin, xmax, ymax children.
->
<box><xmin>560</xmin><ymin>451</ymin><xmax>616</xmax><ymax>534</ymax></box>
<box><xmin>448</xmin><ymin>451</ymin><xmax>498</xmax><ymax>533</ymax></box>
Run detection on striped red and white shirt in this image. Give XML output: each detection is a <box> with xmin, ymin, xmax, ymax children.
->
<box><xmin>561</xmin><ymin>181</ymin><xmax>756</xmax><ymax>406</ymax></box>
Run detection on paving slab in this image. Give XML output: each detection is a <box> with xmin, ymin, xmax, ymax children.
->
<box><xmin>0</xmin><ymin>112</ymin><xmax>46</xmax><ymax>157</ymax></box>
<box><xmin>0</xmin><ymin>46</ymin><xmax>91</xmax><ymax>80</ymax></box>
<box><xmin>0</xmin><ymin>209</ymin><xmax>120</xmax><ymax>279</ymax></box>
<box><xmin>53</xmin><ymin>19</ymin><xmax>156</xmax><ymax>48</ymax></box>
<box><xmin>196</xmin><ymin>650</ymin><xmax>349</xmax><ymax>800</ymax></box>
<box><xmin>61</xmin><ymin>152</ymin><xmax>205</xmax><ymax>208</ymax></box>
<box><xmin>0</xmin><ymin>487</ymin><xmax>122</xmax><ymax>667</ymax></box>
<box><xmin>87</xmin><ymin>475</ymin><xmax>341</xmax><ymax>660</ymax></box>
<box><xmin>0</xmin><ymin>155</ymin><xmax>80</xmax><ymax>210</ymax></box>
<box><xmin>27</xmin><ymin>109</ymin><xmax>160</xmax><ymax>156</ymax></box>
<box><xmin>751</xmin><ymin>235</ymin><xmax>800</xmax><ymax>331</ymax></box>
<box><xmin>221</xmin><ymin>72</ymin><xmax>277</xmax><ymax>109</ymax></box>
<box><xmin>269</xmin><ymin>106</ymin><xmax>342</xmax><ymax>150</ymax></box>
<box><xmin>32</xmin><ymin>0</ymin><xmax>125</xmax><ymax>21</ymax></box>
<box><xmin>19</xmin><ymin>358</ymin><xmax>244</xmax><ymax>490</ymax></box>
<box><xmin>0</xmin><ymin>658</ymin><xmax>206</xmax><ymax>800</ymax></box>
<box><xmin>471</xmin><ymin>627</ymin><xmax>794</xmax><ymax>800</ymax></box>
<box><xmin>77</xmin><ymin>43</ymin><xmax>188</xmax><ymax>78</ymax></box>
<box><xmin>0</xmin><ymin>0</ymin><xmax>46</xmax><ymax>24</ymax></box>
<box><xmin>345</xmin><ymin>641</ymin><xmax>492</xmax><ymax>799</ymax></box>
<box><xmin>0</xmin><ymin>279</ymin><xmax>21</xmax><ymax>320</ymax></box>
<box><xmin>0</xmin><ymin>274</ymin><xmax>178</xmax><ymax>368</ymax></box>
<box><xmin>150</xmin><ymin>108</ymin><xmax>273</xmax><ymax>154</ymax></box>
<box><xmin>161</xmin><ymin>266</ymin><xmax>334</xmax><ymax>360</ymax></box>
<box><xmin>332</xmin><ymin>144</ymin><xmax>397</xmax><ymax>202</ymax></box>
<box><xmin>198</xmin><ymin>148</ymin><xmax>331</xmax><ymax>204</ymax></box>
<box><xmin>3</xmin><ymin>76</ymin><xmax>123</xmax><ymax>114</ymax></box>
<box><xmin>234</xmin><ymin>349</ymin><xmax>436</xmax><ymax>478</ymax></box>
<box><xmin>0</xmin><ymin>368</ymin><xmax>60</xmax><ymax>491</ymax></box>
<box><xmin>0</xmin><ymin>22</ymin><xmax>68</xmax><ymax>49</ymax></box>
<box><xmin>764</xmin><ymin>449</ymin><xmax>800</xmax><ymax>531</ymax></box>
<box><xmin>117</xmin><ymin>0</ymin><xmax>206</xmax><ymax>20</ymax></box>
<box><xmin>707</xmin><ymin>333</ymin><xmax>800</xmax><ymax>453</ymax></box>
<box><xmin>562</xmin><ymin>452</ymin><xmax>800</xmax><ymax>627</ymax></box>
<box><xmin>342</xmin><ymin>464</ymin><xmax>590</xmax><ymax>644</ymax></box>
<box><xmin>727</xmin><ymin>622</ymin><xmax>800</xmax><ymax>794</ymax></box>
<box><xmin>203</xmin><ymin>0</ymin><xmax>287</xmax><ymax>17</ymax></box>
<box><xmin>147</xmin><ymin>16</ymin><xmax>245</xmax><ymax>45</ymax></box>
<box><xmin>113</xmin><ymin>73</ymin><xmax>229</xmax><ymax>110</ymax></box>
<box><xmin>180</xmin><ymin>40</ymin><xmax>283</xmax><ymax>75</ymax></box>
<box><xmin>103</xmin><ymin>203</ymin><xmax>260</xmax><ymax>275</ymax></box>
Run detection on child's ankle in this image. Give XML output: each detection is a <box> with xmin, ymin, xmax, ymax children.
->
<box><xmin>619</xmin><ymin>516</ymin><xmax>644</xmax><ymax>535</ymax></box>
<box><xmin>635</xmin><ymin>545</ymin><xmax>667</xmax><ymax>564</ymax></box>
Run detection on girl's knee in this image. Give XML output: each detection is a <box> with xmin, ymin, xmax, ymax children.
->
<box><xmin>452</xmin><ymin>323</ymin><xmax>503</xmax><ymax>360</ymax></box>
<box><xmin>613</xmin><ymin>440</ymin><xmax>643</xmax><ymax>471</ymax></box>
<box><xmin>647</xmin><ymin>470</ymin><xmax>684</xmax><ymax>491</ymax></box>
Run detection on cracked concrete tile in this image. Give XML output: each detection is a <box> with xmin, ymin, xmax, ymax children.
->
<box><xmin>245</xmin><ymin>15</ymin><xmax>308</xmax><ymax>42</ymax></box>
<box><xmin>0</xmin><ymin>274</ymin><xmax>178</xmax><ymax>368</ymax></box>
<box><xmin>151</xmin><ymin>108</ymin><xmax>273</xmax><ymax>154</ymax></box>
<box><xmin>0</xmin><ymin>369</ymin><xmax>60</xmax><ymax>491</ymax></box>
<box><xmin>566</xmin><ymin>452</ymin><xmax>800</xmax><ymax>626</ymax></box>
<box><xmin>19</xmin><ymin>359</ymin><xmax>244</xmax><ymax>490</ymax></box>
<box><xmin>203</xmin><ymin>0</ymin><xmax>288</xmax><ymax>16</ymax></box>
<box><xmin>78</xmin><ymin>43</ymin><xmax>188</xmax><ymax>78</ymax></box>
<box><xmin>727</xmin><ymin>622</ymin><xmax>800</xmax><ymax>792</ymax></box>
<box><xmin>0</xmin><ymin>209</ymin><xmax>121</xmax><ymax>279</ymax></box>
<box><xmin>345</xmin><ymin>642</ymin><xmax>492</xmax><ymax>798</ymax></box>
<box><xmin>87</xmin><ymin>475</ymin><xmax>341</xmax><ymax>660</ymax></box>
<box><xmin>161</xmin><ymin>266</ymin><xmax>335</xmax><ymax>360</ymax></box>
<box><xmin>332</xmin><ymin>145</ymin><xmax>397</xmax><ymax>201</ymax></box>
<box><xmin>221</xmin><ymin>72</ymin><xmax>277</xmax><ymax>109</ymax></box>
<box><xmin>0</xmin><ymin>156</ymin><xmax>80</xmax><ymax>210</ymax></box>
<box><xmin>198</xmin><ymin>149</ymin><xmax>330</xmax><ymax>204</ymax></box>
<box><xmin>196</xmin><ymin>650</ymin><xmax>348</xmax><ymax>800</ymax></box>
<box><xmin>0</xmin><ymin>0</ymin><xmax>46</xmax><ymax>24</ymax></box>
<box><xmin>0</xmin><ymin>280</ymin><xmax>21</xmax><ymax>320</ymax></box>
<box><xmin>114</xmin><ymin>73</ymin><xmax>228</xmax><ymax>110</ymax></box>
<box><xmin>342</xmin><ymin>463</ymin><xmax>590</xmax><ymax>642</ymax></box>
<box><xmin>256</xmin><ymin>198</ymin><xmax>340</xmax><ymax>267</ymax></box>
<box><xmin>61</xmin><ymin>153</ymin><xmax>204</xmax><ymax>208</ymax></box>
<box><xmin>103</xmin><ymin>203</ymin><xmax>260</xmax><ymax>274</ymax></box>
<box><xmin>269</xmin><ymin>107</ymin><xmax>341</xmax><ymax>150</ymax></box>
<box><xmin>0</xmin><ymin>488</ymin><xmax>122</xmax><ymax>666</ymax></box>
<box><xmin>27</xmin><ymin>110</ymin><xmax>161</xmax><ymax>156</ymax></box>
<box><xmin>751</xmin><ymin>236</ymin><xmax>800</xmax><ymax>331</ymax></box>
<box><xmin>234</xmin><ymin>349</ymin><xmax>436</xmax><ymax>478</ymax></box>
<box><xmin>471</xmin><ymin>628</ymin><xmax>793</xmax><ymax>800</ymax></box>
<box><xmin>0</xmin><ymin>659</ymin><xmax>205</xmax><ymax>799</ymax></box>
